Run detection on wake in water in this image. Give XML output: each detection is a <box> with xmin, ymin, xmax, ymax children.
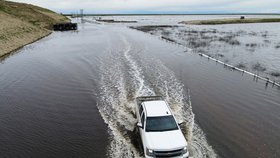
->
<box><xmin>97</xmin><ymin>35</ymin><xmax>216</xmax><ymax>158</ymax></box>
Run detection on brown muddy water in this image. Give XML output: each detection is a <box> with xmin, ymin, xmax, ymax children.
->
<box><xmin>0</xmin><ymin>19</ymin><xmax>280</xmax><ymax>158</ymax></box>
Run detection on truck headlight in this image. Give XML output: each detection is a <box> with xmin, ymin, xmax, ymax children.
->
<box><xmin>146</xmin><ymin>148</ymin><xmax>154</xmax><ymax>156</ymax></box>
<box><xmin>182</xmin><ymin>146</ymin><xmax>188</xmax><ymax>154</ymax></box>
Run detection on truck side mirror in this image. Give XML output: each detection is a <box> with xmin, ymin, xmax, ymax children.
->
<box><xmin>178</xmin><ymin>120</ymin><xmax>184</xmax><ymax>126</ymax></box>
<box><xmin>137</xmin><ymin>122</ymin><xmax>143</xmax><ymax>129</ymax></box>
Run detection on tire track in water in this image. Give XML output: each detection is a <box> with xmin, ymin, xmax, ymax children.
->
<box><xmin>97</xmin><ymin>34</ymin><xmax>216</xmax><ymax>158</ymax></box>
<box><xmin>98</xmin><ymin>36</ymin><xmax>143</xmax><ymax>157</ymax></box>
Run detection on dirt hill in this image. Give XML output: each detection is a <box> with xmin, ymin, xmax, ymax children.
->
<box><xmin>0</xmin><ymin>0</ymin><xmax>69</xmax><ymax>57</ymax></box>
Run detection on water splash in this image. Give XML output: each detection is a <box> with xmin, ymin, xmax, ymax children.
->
<box><xmin>97</xmin><ymin>36</ymin><xmax>216</xmax><ymax>158</ymax></box>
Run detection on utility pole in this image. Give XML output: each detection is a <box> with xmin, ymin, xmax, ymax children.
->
<box><xmin>80</xmin><ymin>9</ymin><xmax>84</xmax><ymax>22</ymax></box>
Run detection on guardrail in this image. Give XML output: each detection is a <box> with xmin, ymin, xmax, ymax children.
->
<box><xmin>198</xmin><ymin>53</ymin><xmax>280</xmax><ymax>87</ymax></box>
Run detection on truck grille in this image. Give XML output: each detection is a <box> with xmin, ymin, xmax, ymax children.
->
<box><xmin>154</xmin><ymin>148</ymin><xmax>183</xmax><ymax>157</ymax></box>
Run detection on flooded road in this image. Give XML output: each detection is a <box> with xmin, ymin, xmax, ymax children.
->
<box><xmin>1</xmin><ymin>21</ymin><xmax>280</xmax><ymax>158</ymax></box>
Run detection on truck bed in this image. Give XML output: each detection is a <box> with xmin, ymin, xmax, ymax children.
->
<box><xmin>136</xmin><ymin>96</ymin><xmax>164</xmax><ymax>108</ymax></box>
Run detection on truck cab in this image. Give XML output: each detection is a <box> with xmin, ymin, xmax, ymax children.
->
<box><xmin>136</xmin><ymin>96</ymin><xmax>189</xmax><ymax>158</ymax></box>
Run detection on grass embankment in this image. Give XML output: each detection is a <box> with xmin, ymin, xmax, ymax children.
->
<box><xmin>180</xmin><ymin>18</ymin><xmax>280</xmax><ymax>25</ymax></box>
<box><xmin>0</xmin><ymin>0</ymin><xmax>69</xmax><ymax>57</ymax></box>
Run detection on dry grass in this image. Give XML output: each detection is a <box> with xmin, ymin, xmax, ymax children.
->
<box><xmin>0</xmin><ymin>0</ymin><xmax>69</xmax><ymax>29</ymax></box>
<box><xmin>130</xmin><ymin>25</ymin><xmax>177</xmax><ymax>32</ymax></box>
<box><xmin>96</xmin><ymin>19</ymin><xmax>137</xmax><ymax>23</ymax></box>
<box><xmin>0</xmin><ymin>0</ymin><xmax>69</xmax><ymax>57</ymax></box>
<box><xmin>180</xmin><ymin>18</ymin><xmax>280</xmax><ymax>25</ymax></box>
<box><xmin>0</xmin><ymin>12</ymin><xmax>51</xmax><ymax>56</ymax></box>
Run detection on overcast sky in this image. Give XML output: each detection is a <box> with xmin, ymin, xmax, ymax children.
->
<box><xmin>10</xmin><ymin>0</ymin><xmax>280</xmax><ymax>14</ymax></box>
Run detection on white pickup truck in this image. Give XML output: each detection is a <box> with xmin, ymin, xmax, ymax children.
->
<box><xmin>136</xmin><ymin>96</ymin><xmax>189</xmax><ymax>158</ymax></box>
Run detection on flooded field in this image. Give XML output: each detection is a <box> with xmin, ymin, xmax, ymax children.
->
<box><xmin>93</xmin><ymin>15</ymin><xmax>280</xmax><ymax>83</ymax></box>
<box><xmin>130</xmin><ymin>23</ymin><xmax>280</xmax><ymax>83</ymax></box>
<box><xmin>1</xmin><ymin>15</ymin><xmax>280</xmax><ymax>158</ymax></box>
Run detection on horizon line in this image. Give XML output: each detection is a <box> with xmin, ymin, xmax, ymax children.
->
<box><xmin>61</xmin><ymin>13</ymin><xmax>280</xmax><ymax>16</ymax></box>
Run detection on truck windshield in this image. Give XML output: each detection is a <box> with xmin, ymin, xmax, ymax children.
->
<box><xmin>146</xmin><ymin>116</ymin><xmax>178</xmax><ymax>132</ymax></box>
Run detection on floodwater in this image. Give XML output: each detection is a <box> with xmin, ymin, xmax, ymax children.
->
<box><xmin>91</xmin><ymin>14</ymin><xmax>280</xmax><ymax>25</ymax></box>
<box><xmin>93</xmin><ymin>14</ymin><xmax>280</xmax><ymax>82</ymax></box>
<box><xmin>0</xmin><ymin>16</ymin><xmax>280</xmax><ymax>158</ymax></box>
<box><xmin>131</xmin><ymin>23</ymin><xmax>280</xmax><ymax>82</ymax></box>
